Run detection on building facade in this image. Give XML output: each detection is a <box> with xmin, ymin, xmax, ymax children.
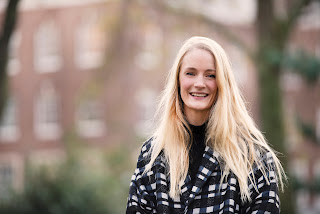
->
<box><xmin>0</xmin><ymin>0</ymin><xmax>319</xmax><ymax>212</ymax></box>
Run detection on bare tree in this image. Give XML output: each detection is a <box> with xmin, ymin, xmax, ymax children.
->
<box><xmin>256</xmin><ymin>0</ymin><xmax>319</xmax><ymax>213</ymax></box>
<box><xmin>0</xmin><ymin>0</ymin><xmax>20</xmax><ymax>121</ymax></box>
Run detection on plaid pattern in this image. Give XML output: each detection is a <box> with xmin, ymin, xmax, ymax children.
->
<box><xmin>126</xmin><ymin>138</ymin><xmax>280</xmax><ymax>214</ymax></box>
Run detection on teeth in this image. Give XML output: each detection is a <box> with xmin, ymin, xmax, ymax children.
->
<box><xmin>191</xmin><ymin>93</ymin><xmax>207</xmax><ymax>97</ymax></box>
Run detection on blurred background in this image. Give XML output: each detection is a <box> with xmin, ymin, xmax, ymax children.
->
<box><xmin>0</xmin><ymin>0</ymin><xmax>319</xmax><ymax>213</ymax></box>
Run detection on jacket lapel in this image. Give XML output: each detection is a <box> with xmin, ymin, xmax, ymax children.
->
<box><xmin>180</xmin><ymin>171</ymin><xmax>192</xmax><ymax>204</ymax></box>
<box><xmin>188</xmin><ymin>146</ymin><xmax>220</xmax><ymax>201</ymax></box>
<box><xmin>178</xmin><ymin>146</ymin><xmax>220</xmax><ymax>206</ymax></box>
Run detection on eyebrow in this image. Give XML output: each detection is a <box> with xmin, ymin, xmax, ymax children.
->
<box><xmin>184</xmin><ymin>67</ymin><xmax>216</xmax><ymax>72</ymax></box>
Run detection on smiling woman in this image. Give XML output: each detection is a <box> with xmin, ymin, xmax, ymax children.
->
<box><xmin>179</xmin><ymin>48</ymin><xmax>217</xmax><ymax>126</ymax></box>
<box><xmin>126</xmin><ymin>36</ymin><xmax>285</xmax><ymax>214</ymax></box>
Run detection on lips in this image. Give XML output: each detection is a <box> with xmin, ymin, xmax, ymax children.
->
<box><xmin>190</xmin><ymin>93</ymin><xmax>208</xmax><ymax>97</ymax></box>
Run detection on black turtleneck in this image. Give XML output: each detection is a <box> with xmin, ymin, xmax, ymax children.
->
<box><xmin>188</xmin><ymin>122</ymin><xmax>207</xmax><ymax>183</ymax></box>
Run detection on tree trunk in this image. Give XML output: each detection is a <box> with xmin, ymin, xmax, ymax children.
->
<box><xmin>256</xmin><ymin>0</ymin><xmax>302</xmax><ymax>213</ymax></box>
<box><xmin>257</xmin><ymin>54</ymin><xmax>295</xmax><ymax>213</ymax></box>
<box><xmin>0</xmin><ymin>0</ymin><xmax>20</xmax><ymax>121</ymax></box>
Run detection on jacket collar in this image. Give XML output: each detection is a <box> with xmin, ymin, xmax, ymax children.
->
<box><xmin>180</xmin><ymin>146</ymin><xmax>220</xmax><ymax>205</ymax></box>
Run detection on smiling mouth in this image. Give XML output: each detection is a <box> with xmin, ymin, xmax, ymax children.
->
<box><xmin>190</xmin><ymin>93</ymin><xmax>208</xmax><ymax>97</ymax></box>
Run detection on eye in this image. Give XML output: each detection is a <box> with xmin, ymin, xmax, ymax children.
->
<box><xmin>186</xmin><ymin>72</ymin><xmax>194</xmax><ymax>76</ymax></box>
<box><xmin>207</xmin><ymin>74</ymin><xmax>216</xmax><ymax>78</ymax></box>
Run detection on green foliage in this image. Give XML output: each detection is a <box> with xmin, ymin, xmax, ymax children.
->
<box><xmin>0</xmin><ymin>162</ymin><xmax>111</xmax><ymax>214</ymax></box>
<box><xmin>292</xmin><ymin>176</ymin><xmax>320</xmax><ymax>194</ymax></box>
<box><xmin>262</xmin><ymin>48</ymin><xmax>320</xmax><ymax>84</ymax></box>
<box><xmin>0</xmin><ymin>142</ymin><xmax>136</xmax><ymax>214</ymax></box>
<box><xmin>263</xmin><ymin>48</ymin><xmax>283</xmax><ymax>66</ymax></box>
<box><xmin>103</xmin><ymin>145</ymin><xmax>138</xmax><ymax>214</ymax></box>
<box><xmin>296</xmin><ymin>116</ymin><xmax>320</xmax><ymax>145</ymax></box>
<box><xmin>284</xmin><ymin>50</ymin><xmax>320</xmax><ymax>83</ymax></box>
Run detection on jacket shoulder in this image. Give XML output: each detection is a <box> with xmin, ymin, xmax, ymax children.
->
<box><xmin>137</xmin><ymin>137</ymin><xmax>166</xmax><ymax>171</ymax></box>
<box><xmin>136</xmin><ymin>137</ymin><xmax>154</xmax><ymax>167</ymax></box>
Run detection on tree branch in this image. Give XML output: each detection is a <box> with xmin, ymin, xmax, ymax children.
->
<box><xmin>274</xmin><ymin>0</ymin><xmax>313</xmax><ymax>49</ymax></box>
<box><xmin>152</xmin><ymin>0</ymin><xmax>254</xmax><ymax>58</ymax></box>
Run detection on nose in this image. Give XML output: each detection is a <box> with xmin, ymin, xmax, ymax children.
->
<box><xmin>194</xmin><ymin>76</ymin><xmax>205</xmax><ymax>88</ymax></box>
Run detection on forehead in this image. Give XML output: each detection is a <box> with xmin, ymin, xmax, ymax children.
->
<box><xmin>181</xmin><ymin>48</ymin><xmax>215</xmax><ymax>69</ymax></box>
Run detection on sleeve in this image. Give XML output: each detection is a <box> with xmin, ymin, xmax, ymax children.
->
<box><xmin>242</xmin><ymin>151</ymin><xmax>280</xmax><ymax>214</ymax></box>
<box><xmin>126</xmin><ymin>140</ymin><xmax>156</xmax><ymax>214</ymax></box>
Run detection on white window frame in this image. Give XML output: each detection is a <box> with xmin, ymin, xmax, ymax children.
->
<box><xmin>76</xmin><ymin>99</ymin><xmax>106</xmax><ymax>138</ymax></box>
<box><xmin>34</xmin><ymin>20</ymin><xmax>62</xmax><ymax>73</ymax></box>
<box><xmin>8</xmin><ymin>31</ymin><xmax>21</xmax><ymax>76</ymax></box>
<box><xmin>74</xmin><ymin>10</ymin><xmax>105</xmax><ymax>70</ymax></box>
<box><xmin>316</xmin><ymin>107</ymin><xmax>320</xmax><ymax>141</ymax></box>
<box><xmin>135</xmin><ymin>88</ymin><xmax>157</xmax><ymax>136</ymax></box>
<box><xmin>0</xmin><ymin>97</ymin><xmax>19</xmax><ymax>142</ymax></box>
<box><xmin>34</xmin><ymin>81</ymin><xmax>61</xmax><ymax>140</ymax></box>
<box><xmin>135</xmin><ymin>26</ymin><xmax>162</xmax><ymax>71</ymax></box>
<box><xmin>0</xmin><ymin>153</ymin><xmax>24</xmax><ymax>195</ymax></box>
<box><xmin>228</xmin><ymin>45</ymin><xmax>248</xmax><ymax>85</ymax></box>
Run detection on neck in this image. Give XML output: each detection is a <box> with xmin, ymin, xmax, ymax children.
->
<box><xmin>185</xmin><ymin>109</ymin><xmax>209</xmax><ymax>126</ymax></box>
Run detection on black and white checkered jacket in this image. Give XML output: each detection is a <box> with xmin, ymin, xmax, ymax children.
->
<box><xmin>126</xmin><ymin>138</ymin><xmax>280</xmax><ymax>214</ymax></box>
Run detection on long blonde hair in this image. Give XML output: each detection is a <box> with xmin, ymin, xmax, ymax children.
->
<box><xmin>144</xmin><ymin>36</ymin><xmax>285</xmax><ymax>202</ymax></box>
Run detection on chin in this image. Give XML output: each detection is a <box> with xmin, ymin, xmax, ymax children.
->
<box><xmin>191</xmin><ymin>106</ymin><xmax>209</xmax><ymax>111</ymax></box>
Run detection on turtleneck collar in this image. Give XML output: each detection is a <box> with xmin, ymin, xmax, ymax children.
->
<box><xmin>189</xmin><ymin>122</ymin><xmax>207</xmax><ymax>136</ymax></box>
<box><xmin>188</xmin><ymin>122</ymin><xmax>207</xmax><ymax>183</ymax></box>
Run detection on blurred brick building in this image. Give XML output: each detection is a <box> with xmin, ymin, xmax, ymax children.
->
<box><xmin>0</xmin><ymin>0</ymin><xmax>319</xmax><ymax>213</ymax></box>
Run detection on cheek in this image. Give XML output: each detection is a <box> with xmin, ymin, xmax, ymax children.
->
<box><xmin>208</xmin><ymin>82</ymin><xmax>218</xmax><ymax>94</ymax></box>
<box><xmin>179</xmin><ymin>78</ymin><xmax>192</xmax><ymax>93</ymax></box>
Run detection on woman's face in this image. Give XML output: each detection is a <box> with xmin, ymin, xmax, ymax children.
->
<box><xmin>179</xmin><ymin>48</ymin><xmax>217</xmax><ymax>124</ymax></box>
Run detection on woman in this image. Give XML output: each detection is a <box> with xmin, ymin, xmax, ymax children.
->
<box><xmin>126</xmin><ymin>36</ymin><xmax>285</xmax><ymax>213</ymax></box>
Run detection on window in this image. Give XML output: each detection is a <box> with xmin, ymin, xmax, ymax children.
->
<box><xmin>34</xmin><ymin>20</ymin><xmax>62</xmax><ymax>73</ymax></box>
<box><xmin>0</xmin><ymin>154</ymin><xmax>23</xmax><ymax>198</ymax></box>
<box><xmin>8</xmin><ymin>31</ymin><xmax>21</xmax><ymax>76</ymax></box>
<box><xmin>314</xmin><ymin>159</ymin><xmax>320</xmax><ymax>178</ymax></box>
<box><xmin>30</xmin><ymin>149</ymin><xmax>65</xmax><ymax>168</ymax></box>
<box><xmin>316</xmin><ymin>107</ymin><xmax>320</xmax><ymax>141</ymax></box>
<box><xmin>228</xmin><ymin>45</ymin><xmax>248</xmax><ymax>85</ymax></box>
<box><xmin>316</xmin><ymin>44</ymin><xmax>320</xmax><ymax>58</ymax></box>
<box><xmin>281</xmin><ymin>72</ymin><xmax>303</xmax><ymax>92</ymax></box>
<box><xmin>290</xmin><ymin>158</ymin><xmax>309</xmax><ymax>182</ymax></box>
<box><xmin>297</xmin><ymin>1</ymin><xmax>320</xmax><ymax>30</ymax></box>
<box><xmin>74</xmin><ymin>10</ymin><xmax>105</xmax><ymax>69</ymax></box>
<box><xmin>0</xmin><ymin>97</ymin><xmax>19</xmax><ymax>142</ymax></box>
<box><xmin>76</xmin><ymin>99</ymin><xmax>105</xmax><ymax>138</ymax></box>
<box><xmin>0</xmin><ymin>164</ymin><xmax>13</xmax><ymax>196</ymax></box>
<box><xmin>135</xmin><ymin>26</ymin><xmax>163</xmax><ymax>71</ymax></box>
<box><xmin>34</xmin><ymin>81</ymin><xmax>61</xmax><ymax>140</ymax></box>
<box><xmin>135</xmin><ymin>88</ymin><xmax>157</xmax><ymax>136</ymax></box>
<box><xmin>197</xmin><ymin>0</ymin><xmax>256</xmax><ymax>25</ymax></box>
<box><xmin>312</xmin><ymin>159</ymin><xmax>320</xmax><ymax>212</ymax></box>
<box><xmin>296</xmin><ymin>190</ymin><xmax>312</xmax><ymax>214</ymax></box>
